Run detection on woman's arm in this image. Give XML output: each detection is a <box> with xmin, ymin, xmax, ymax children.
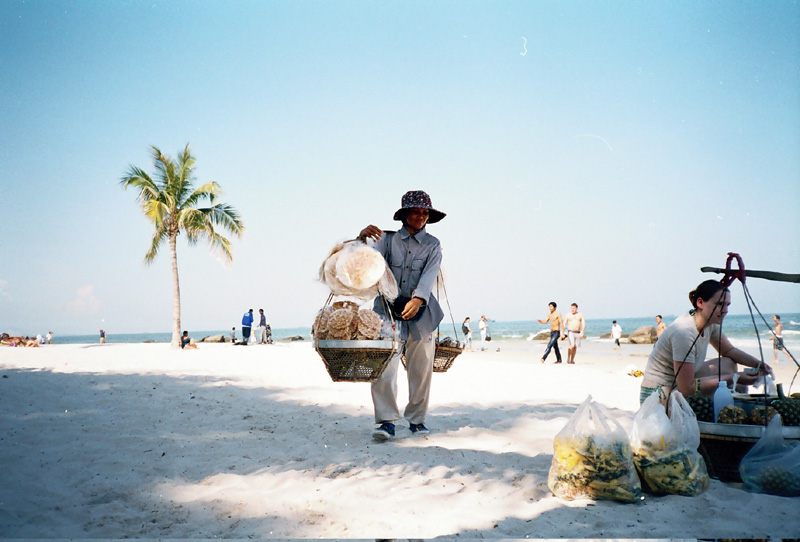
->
<box><xmin>714</xmin><ymin>333</ymin><xmax>773</xmax><ymax>375</ymax></box>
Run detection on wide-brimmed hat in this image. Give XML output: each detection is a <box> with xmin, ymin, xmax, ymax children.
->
<box><xmin>392</xmin><ymin>190</ymin><xmax>446</xmax><ymax>224</ymax></box>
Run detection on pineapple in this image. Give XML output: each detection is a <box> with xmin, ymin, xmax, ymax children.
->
<box><xmin>758</xmin><ymin>464</ymin><xmax>800</xmax><ymax>497</ymax></box>
<box><xmin>686</xmin><ymin>379</ymin><xmax>714</xmax><ymax>422</ymax></box>
<box><xmin>771</xmin><ymin>383</ymin><xmax>800</xmax><ymax>426</ymax></box>
<box><xmin>748</xmin><ymin>404</ymin><xmax>778</xmax><ymax>425</ymax></box>
<box><xmin>717</xmin><ymin>404</ymin><xmax>747</xmax><ymax>424</ymax></box>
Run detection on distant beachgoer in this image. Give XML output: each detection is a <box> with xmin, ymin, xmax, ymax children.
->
<box><xmin>46</xmin><ymin>331</ymin><xmax>53</xmax><ymax>344</ymax></box>
<box><xmin>462</xmin><ymin>317</ymin><xmax>473</xmax><ymax>351</ymax></box>
<box><xmin>357</xmin><ymin>189</ymin><xmax>446</xmax><ymax>440</ymax></box>
<box><xmin>640</xmin><ymin>279</ymin><xmax>773</xmax><ymax>404</ymax></box>
<box><xmin>264</xmin><ymin>322</ymin><xmax>273</xmax><ymax>344</ymax></box>
<box><xmin>655</xmin><ymin>315</ymin><xmax>666</xmax><ymax>340</ymax></box>
<box><xmin>537</xmin><ymin>302</ymin><xmax>563</xmax><ymax>364</ymax></box>
<box><xmin>770</xmin><ymin>315</ymin><xmax>791</xmax><ymax>364</ymax></box>
<box><xmin>99</xmin><ymin>329</ymin><xmax>106</xmax><ymax>344</ymax></box>
<box><xmin>479</xmin><ymin>315</ymin><xmax>489</xmax><ymax>351</ymax></box>
<box><xmin>230</xmin><ymin>327</ymin><xmax>236</xmax><ymax>344</ymax></box>
<box><xmin>36</xmin><ymin>333</ymin><xmax>45</xmax><ymax>345</ymax></box>
<box><xmin>181</xmin><ymin>330</ymin><xmax>198</xmax><ymax>349</ymax></box>
<box><xmin>241</xmin><ymin>309</ymin><xmax>254</xmax><ymax>345</ymax></box>
<box><xmin>564</xmin><ymin>303</ymin><xmax>585</xmax><ymax>364</ymax></box>
<box><xmin>611</xmin><ymin>321</ymin><xmax>622</xmax><ymax>350</ymax></box>
<box><xmin>259</xmin><ymin>309</ymin><xmax>268</xmax><ymax>344</ymax></box>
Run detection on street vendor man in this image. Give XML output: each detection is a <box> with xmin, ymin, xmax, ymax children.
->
<box><xmin>640</xmin><ymin>279</ymin><xmax>774</xmax><ymax>404</ymax></box>
<box><xmin>358</xmin><ymin>190</ymin><xmax>445</xmax><ymax>440</ymax></box>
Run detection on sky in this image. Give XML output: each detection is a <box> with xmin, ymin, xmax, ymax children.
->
<box><xmin>1</xmin><ymin>0</ymin><xmax>799</xmax><ymax>336</ymax></box>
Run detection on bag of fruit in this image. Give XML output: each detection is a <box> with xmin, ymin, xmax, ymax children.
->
<box><xmin>548</xmin><ymin>395</ymin><xmax>642</xmax><ymax>502</ymax></box>
<box><xmin>739</xmin><ymin>415</ymin><xmax>800</xmax><ymax>497</ymax></box>
<box><xmin>630</xmin><ymin>391</ymin><xmax>709</xmax><ymax>496</ymax></box>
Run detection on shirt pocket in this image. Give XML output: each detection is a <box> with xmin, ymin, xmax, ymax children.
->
<box><xmin>409</xmin><ymin>258</ymin><xmax>426</xmax><ymax>286</ymax></box>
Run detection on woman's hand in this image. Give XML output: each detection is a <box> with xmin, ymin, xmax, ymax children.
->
<box><xmin>358</xmin><ymin>225</ymin><xmax>383</xmax><ymax>242</ymax></box>
<box><xmin>401</xmin><ymin>297</ymin><xmax>424</xmax><ymax>320</ymax></box>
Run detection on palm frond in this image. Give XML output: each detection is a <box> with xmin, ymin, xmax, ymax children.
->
<box><xmin>143</xmin><ymin>199</ymin><xmax>170</xmax><ymax>227</ymax></box>
<box><xmin>120</xmin><ymin>168</ymin><xmax>160</xmax><ymax>208</ymax></box>
<box><xmin>182</xmin><ymin>182</ymin><xmax>220</xmax><ymax>209</ymax></box>
<box><xmin>144</xmin><ymin>225</ymin><xmax>170</xmax><ymax>264</ymax></box>
<box><xmin>204</xmin><ymin>203</ymin><xmax>245</xmax><ymax>237</ymax></box>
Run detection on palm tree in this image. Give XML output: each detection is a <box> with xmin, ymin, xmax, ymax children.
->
<box><xmin>121</xmin><ymin>144</ymin><xmax>244</xmax><ymax>347</ymax></box>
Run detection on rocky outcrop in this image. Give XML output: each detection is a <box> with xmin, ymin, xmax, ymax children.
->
<box><xmin>628</xmin><ymin>326</ymin><xmax>657</xmax><ymax>344</ymax></box>
<box><xmin>199</xmin><ymin>334</ymin><xmax>225</xmax><ymax>343</ymax></box>
<box><xmin>281</xmin><ymin>335</ymin><xmax>305</xmax><ymax>342</ymax></box>
<box><xmin>531</xmin><ymin>330</ymin><xmax>551</xmax><ymax>341</ymax></box>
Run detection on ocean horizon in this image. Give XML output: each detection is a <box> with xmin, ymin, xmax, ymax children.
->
<box><xmin>41</xmin><ymin>313</ymin><xmax>800</xmax><ymax>352</ymax></box>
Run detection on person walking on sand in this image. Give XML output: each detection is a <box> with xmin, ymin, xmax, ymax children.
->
<box><xmin>99</xmin><ymin>329</ymin><xmax>106</xmax><ymax>344</ymax></box>
<box><xmin>564</xmin><ymin>303</ymin><xmax>585</xmax><ymax>364</ymax></box>
<box><xmin>46</xmin><ymin>331</ymin><xmax>53</xmax><ymax>344</ymax></box>
<box><xmin>770</xmin><ymin>315</ymin><xmax>791</xmax><ymax>364</ymax></box>
<box><xmin>258</xmin><ymin>309</ymin><xmax>268</xmax><ymax>344</ymax></box>
<box><xmin>479</xmin><ymin>315</ymin><xmax>489</xmax><ymax>351</ymax></box>
<box><xmin>611</xmin><ymin>320</ymin><xmax>622</xmax><ymax>350</ymax></box>
<box><xmin>537</xmin><ymin>302</ymin><xmax>563</xmax><ymax>364</ymax></box>
<box><xmin>230</xmin><ymin>327</ymin><xmax>236</xmax><ymax>344</ymax></box>
<box><xmin>357</xmin><ymin>190</ymin><xmax>446</xmax><ymax>441</ymax></box>
<box><xmin>462</xmin><ymin>317</ymin><xmax>473</xmax><ymax>351</ymax></box>
<box><xmin>241</xmin><ymin>309</ymin><xmax>254</xmax><ymax>345</ymax></box>
<box><xmin>655</xmin><ymin>315</ymin><xmax>666</xmax><ymax>341</ymax></box>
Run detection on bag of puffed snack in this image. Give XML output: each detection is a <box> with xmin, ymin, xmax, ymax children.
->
<box><xmin>739</xmin><ymin>414</ymin><xmax>800</xmax><ymax>497</ymax></box>
<box><xmin>630</xmin><ymin>391</ymin><xmax>709</xmax><ymax>496</ymax></box>
<box><xmin>548</xmin><ymin>395</ymin><xmax>642</xmax><ymax>503</ymax></box>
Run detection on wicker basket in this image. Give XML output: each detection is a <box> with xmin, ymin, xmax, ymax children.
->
<box><xmin>400</xmin><ymin>343</ymin><xmax>464</xmax><ymax>373</ymax></box>
<box><xmin>433</xmin><ymin>345</ymin><xmax>463</xmax><ymax>372</ymax></box>
<box><xmin>697</xmin><ymin>420</ymin><xmax>800</xmax><ymax>482</ymax></box>
<box><xmin>315</xmin><ymin>339</ymin><xmax>397</xmax><ymax>382</ymax></box>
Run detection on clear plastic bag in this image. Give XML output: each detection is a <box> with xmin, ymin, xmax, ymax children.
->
<box><xmin>739</xmin><ymin>415</ymin><xmax>800</xmax><ymax>497</ymax></box>
<box><xmin>548</xmin><ymin>395</ymin><xmax>642</xmax><ymax>502</ymax></box>
<box><xmin>630</xmin><ymin>391</ymin><xmax>709</xmax><ymax>496</ymax></box>
<box><xmin>318</xmin><ymin>241</ymin><xmax>398</xmax><ymax>301</ymax></box>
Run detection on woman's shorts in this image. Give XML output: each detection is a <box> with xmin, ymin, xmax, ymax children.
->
<box><xmin>639</xmin><ymin>385</ymin><xmax>665</xmax><ymax>405</ymax></box>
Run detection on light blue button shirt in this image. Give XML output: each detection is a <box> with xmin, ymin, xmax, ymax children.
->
<box><xmin>372</xmin><ymin>227</ymin><xmax>444</xmax><ymax>340</ymax></box>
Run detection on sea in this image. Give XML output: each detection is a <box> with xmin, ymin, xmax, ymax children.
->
<box><xmin>49</xmin><ymin>313</ymin><xmax>800</xmax><ymax>353</ymax></box>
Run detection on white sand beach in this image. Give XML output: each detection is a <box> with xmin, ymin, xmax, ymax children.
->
<box><xmin>1</xmin><ymin>340</ymin><xmax>798</xmax><ymax>539</ymax></box>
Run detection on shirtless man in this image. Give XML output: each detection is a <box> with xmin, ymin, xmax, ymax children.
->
<box><xmin>771</xmin><ymin>315</ymin><xmax>791</xmax><ymax>364</ymax></box>
<box><xmin>537</xmin><ymin>302</ymin><xmax>563</xmax><ymax>364</ymax></box>
<box><xmin>655</xmin><ymin>315</ymin><xmax>666</xmax><ymax>340</ymax></box>
<box><xmin>564</xmin><ymin>303</ymin><xmax>586</xmax><ymax>364</ymax></box>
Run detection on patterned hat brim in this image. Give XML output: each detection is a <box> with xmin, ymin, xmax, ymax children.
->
<box><xmin>393</xmin><ymin>207</ymin><xmax>446</xmax><ymax>224</ymax></box>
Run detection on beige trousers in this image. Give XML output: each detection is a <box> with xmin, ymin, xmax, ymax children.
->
<box><xmin>371</xmin><ymin>334</ymin><xmax>435</xmax><ymax>425</ymax></box>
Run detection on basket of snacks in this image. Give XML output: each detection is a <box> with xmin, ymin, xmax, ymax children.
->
<box><xmin>313</xmin><ymin>299</ymin><xmax>399</xmax><ymax>383</ymax></box>
<box><xmin>313</xmin><ymin>238</ymin><xmax>402</xmax><ymax>383</ymax></box>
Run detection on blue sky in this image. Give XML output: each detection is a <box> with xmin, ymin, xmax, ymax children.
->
<box><xmin>1</xmin><ymin>0</ymin><xmax>798</xmax><ymax>335</ymax></box>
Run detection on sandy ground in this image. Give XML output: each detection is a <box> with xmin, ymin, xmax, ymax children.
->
<box><xmin>1</xmin><ymin>339</ymin><xmax>798</xmax><ymax>539</ymax></box>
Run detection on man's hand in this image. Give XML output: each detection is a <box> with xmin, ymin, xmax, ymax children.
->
<box><xmin>401</xmin><ymin>297</ymin><xmax>424</xmax><ymax>320</ymax></box>
<box><xmin>359</xmin><ymin>225</ymin><xmax>383</xmax><ymax>242</ymax></box>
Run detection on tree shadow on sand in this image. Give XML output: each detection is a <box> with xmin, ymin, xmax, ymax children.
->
<box><xmin>0</xmin><ymin>367</ymin><xmax>796</xmax><ymax>539</ymax></box>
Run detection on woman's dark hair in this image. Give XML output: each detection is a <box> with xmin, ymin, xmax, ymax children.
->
<box><xmin>688</xmin><ymin>280</ymin><xmax>727</xmax><ymax>309</ymax></box>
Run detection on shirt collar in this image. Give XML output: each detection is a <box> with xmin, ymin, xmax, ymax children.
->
<box><xmin>399</xmin><ymin>226</ymin><xmax>428</xmax><ymax>242</ymax></box>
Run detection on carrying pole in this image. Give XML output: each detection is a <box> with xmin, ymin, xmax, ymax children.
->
<box><xmin>701</xmin><ymin>267</ymin><xmax>800</xmax><ymax>284</ymax></box>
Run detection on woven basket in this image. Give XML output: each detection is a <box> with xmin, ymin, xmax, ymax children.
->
<box><xmin>697</xmin><ymin>420</ymin><xmax>800</xmax><ymax>482</ymax></box>
<box><xmin>433</xmin><ymin>345</ymin><xmax>463</xmax><ymax>373</ymax></box>
<box><xmin>400</xmin><ymin>343</ymin><xmax>464</xmax><ymax>373</ymax></box>
<box><xmin>315</xmin><ymin>339</ymin><xmax>397</xmax><ymax>383</ymax></box>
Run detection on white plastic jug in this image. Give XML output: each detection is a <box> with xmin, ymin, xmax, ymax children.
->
<box><xmin>713</xmin><ymin>380</ymin><xmax>734</xmax><ymax>422</ymax></box>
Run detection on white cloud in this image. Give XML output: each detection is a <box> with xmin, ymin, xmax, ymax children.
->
<box><xmin>66</xmin><ymin>284</ymin><xmax>102</xmax><ymax>316</ymax></box>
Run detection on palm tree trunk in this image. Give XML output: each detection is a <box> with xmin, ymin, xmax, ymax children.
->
<box><xmin>169</xmin><ymin>233</ymin><xmax>182</xmax><ymax>348</ymax></box>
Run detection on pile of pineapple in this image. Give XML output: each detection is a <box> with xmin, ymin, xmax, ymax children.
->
<box><xmin>686</xmin><ymin>381</ymin><xmax>800</xmax><ymax>426</ymax></box>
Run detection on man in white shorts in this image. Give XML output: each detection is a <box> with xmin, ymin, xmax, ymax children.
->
<box><xmin>564</xmin><ymin>303</ymin><xmax>585</xmax><ymax>364</ymax></box>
